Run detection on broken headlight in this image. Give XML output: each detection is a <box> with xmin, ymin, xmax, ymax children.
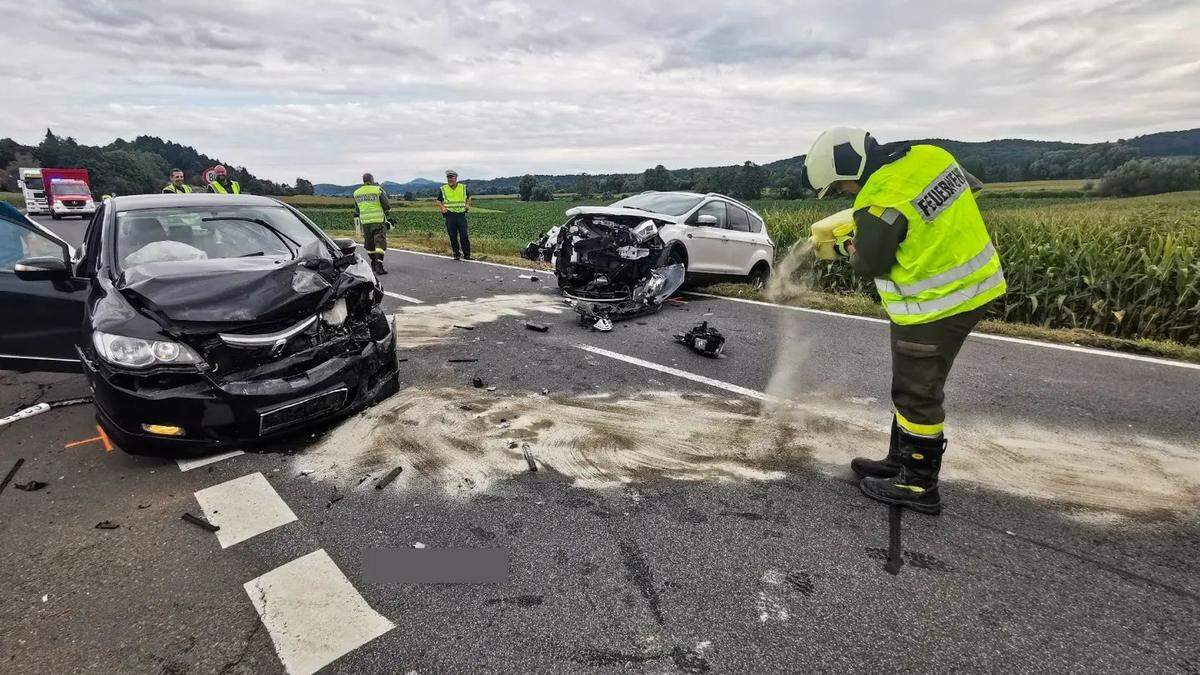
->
<box><xmin>92</xmin><ymin>331</ymin><xmax>202</xmax><ymax>368</ymax></box>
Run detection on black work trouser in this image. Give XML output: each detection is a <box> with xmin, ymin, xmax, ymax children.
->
<box><xmin>444</xmin><ymin>212</ymin><xmax>470</xmax><ymax>257</ymax></box>
<box><xmin>362</xmin><ymin>222</ymin><xmax>388</xmax><ymax>259</ymax></box>
<box><xmin>890</xmin><ymin>302</ymin><xmax>991</xmax><ymax>434</ymax></box>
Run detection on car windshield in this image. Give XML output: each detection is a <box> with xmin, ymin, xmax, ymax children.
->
<box><xmin>53</xmin><ymin>180</ymin><xmax>90</xmax><ymax>196</ymax></box>
<box><xmin>611</xmin><ymin>192</ymin><xmax>704</xmax><ymax>216</ymax></box>
<box><xmin>24</xmin><ymin>177</ymin><xmax>44</xmax><ymax>191</ymax></box>
<box><xmin>114</xmin><ymin>205</ymin><xmax>324</xmax><ymax>271</ymax></box>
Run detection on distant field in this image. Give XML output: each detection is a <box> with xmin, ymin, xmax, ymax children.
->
<box><xmin>983</xmin><ymin>179</ymin><xmax>1090</xmax><ymax>192</ymax></box>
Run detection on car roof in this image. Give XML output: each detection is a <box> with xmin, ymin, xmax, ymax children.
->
<box><xmin>107</xmin><ymin>193</ymin><xmax>283</xmax><ymax>210</ymax></box>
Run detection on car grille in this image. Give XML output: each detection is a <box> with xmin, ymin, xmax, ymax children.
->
<box><xmin>63</xmin><ymin>199</ymin><xmax>85</xmax><ymax>207</ymax></box>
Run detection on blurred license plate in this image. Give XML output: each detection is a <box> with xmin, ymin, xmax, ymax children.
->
<box><xmin>259</xmin><ymin>388</ymin><xmax>347</xmax><ymax>435</ymax></box>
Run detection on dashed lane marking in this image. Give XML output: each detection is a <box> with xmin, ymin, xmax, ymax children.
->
<box><xmin>193</xmin><ymin>472</ymin><xmax>298</xmax><ymax>548</ymax></box>
<box><xmin>176</xmin><ymin>450</ymin><xmax>245</xmax><ymax>472</ymax></box>
<box><xmin>382</xmin><ymin>290</ymin><xmax>423</xmax><ymax>304</ymax></box>
<box><xmin>575</xmin><ymin>344</ymin><xmax>771</xmax><ymax>401</ymax></box>
<box><xmin>244</xmin><ymin>549</ymin><xmax>395</xmax><ymax>675</ymax></box>
<box><xmin>683</xmin><ymin>291</ymin><xmax>1200</xmax><ymax>372</ymax></box>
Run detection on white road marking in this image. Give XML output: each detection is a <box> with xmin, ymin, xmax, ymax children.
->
<box><xmin>386</xmin><ymin>247</ymin><xmax>541</xmax><ymax>272</ymax></box>
<box><xmin>382</xmin><ymin>290</ymin><xmax>423</xmax><ymax>304</ymax></box>
<box><xmin>684</xmin><ymin>291</ymin><xmax>1200</xmax><ymax>372</ymax></box>
<box><xmin>575</xmin><ymin>344</ymin><xmax>771</xmax><ymax>401</ymax></box>
<box><xmin>0</xmin><ymin>352</ymin><xmax>80</xmax><ymax>363</ymax></box>
<box><xmin>176</xmin><ymin>450</ymin><xmax>244</xmax><ymax>472</ymax></box>
<box><xmin>245</xmin><ymin>549</ymin><xmax>395</xmax><ymax>675</ymax></box>
<box><xmin>193</xmin><ymin>472</ymin><xmax>298</xmax><ymax>548</ymax></box>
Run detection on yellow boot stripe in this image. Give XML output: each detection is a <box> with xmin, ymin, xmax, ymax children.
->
<box><xmin>896</xmin><ymin>411</ymin><xmax>944</xmax><ymax>436</ymax></box>
<box><xmin>893</xmin><ymin>484</ymin><xmax>927</xmax><ymax>493</ymax></box>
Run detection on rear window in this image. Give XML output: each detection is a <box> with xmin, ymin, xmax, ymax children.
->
<box><xmin>114</xmin><ymin>205</ymin><xmax>323</xmax><ymax>271</ymax></box>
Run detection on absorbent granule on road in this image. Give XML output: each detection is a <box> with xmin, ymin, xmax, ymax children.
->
<box><xmin>291</xmin><ymin>386</ymin><xmax>1200</xmax><ymax>522</ymax></box>
<box><xmin>389</xmin><ymin>294</ymin><xmax>566</xmax><ymax>349</ymax></box>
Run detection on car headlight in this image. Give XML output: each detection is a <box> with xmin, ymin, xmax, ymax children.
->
<box><xmin>92</xmin><ymin>331</ymin><xmax>201</xmax><ymax>368</ymax></box>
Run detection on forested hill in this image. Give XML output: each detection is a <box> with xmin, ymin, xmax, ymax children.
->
<box><xmin>0</xmin><ymin>131</ymin><xmax>313</xmax><ymax>197</ymax></box>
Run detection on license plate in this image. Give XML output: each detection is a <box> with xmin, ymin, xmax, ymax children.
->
<box><xmin>259</xmin><ymin>388</ymin><xmax>347</xmax><ymax>435</ymax></box>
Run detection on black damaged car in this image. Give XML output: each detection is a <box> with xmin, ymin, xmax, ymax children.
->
<box><xmin>0</xmin><ymin>195</ymin><xmax>399</xmax><ymax>455</ymax></box>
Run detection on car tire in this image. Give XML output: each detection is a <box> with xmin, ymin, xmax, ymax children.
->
<box><xmin>662</xmin><ymin>245</ymin><xmax>687</xmax><ymax>269</ymax></box>
<box><xmin>748</xmin><ymin>262</ymin><xmax>771</xmax><ymax>289</ymax></box>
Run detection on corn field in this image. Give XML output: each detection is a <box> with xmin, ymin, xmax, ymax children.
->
<box><xmin>300</xmin><ymin>191</ymin><xmax>1200</xmax><ymax>344</ymax></box>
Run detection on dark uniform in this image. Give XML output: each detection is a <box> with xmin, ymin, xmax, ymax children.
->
<box><xmin>353</xmin><ymin>182</ymin><xmax>391</xmax><ymax>274</ymax></box>
<box><xmin>438</xmin><ymin>179</ymin><xmax>471</xmax><ymax>260</ymax></box>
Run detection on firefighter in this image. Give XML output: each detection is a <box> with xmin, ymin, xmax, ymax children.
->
<box><xmin>438</xmin><ymin>170</ymin><xmax>472</xmax><ymax>260</ymax></box>
<box><xmin>802</xmin><ymin>127</ymin><xmax>1005</xmax><ymax>515</ymax></box>
<box><xmin>207</xmin><ymin>165</ymin><xmax>241</xmax><ymax>194</ymax></box>
<box><xmin>161</xmin><ymin>169</ymin><xmax>192</xmax><ymax>194</ymax></box>
<box><xmin>353</xmin><ymin>173</ymin><xmax>391</xmax><ymax>275</ymax></box>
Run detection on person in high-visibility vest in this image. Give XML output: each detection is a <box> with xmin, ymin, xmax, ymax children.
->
<box><xmin>802</xmin><ymin>127</ymin><xmax>1005</xmax><ymax>515</ymax></box>
<box><xmin>162</xmin><ymin>169</ymin><xmax>192</xmax><ymax>194</ymax></box>
<box><xmin>437</xmin><ymin>169</ymin><xmax>472</xmax><ymax>260</ymax></box>
<box><xmin>353</xmin><ymin>173</ymin><xmax>391</xmax><ymax>275</ymax></box>
<box><xmin>207</xmin><ymin>165</ymin><xmax>241</xmax><ymax>194</ymax></box>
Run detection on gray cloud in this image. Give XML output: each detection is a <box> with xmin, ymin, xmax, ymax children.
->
<box><xmin>1</xmin><ymin>0</ymin><xmax>1196</xmax><ymax>183</ymax></box>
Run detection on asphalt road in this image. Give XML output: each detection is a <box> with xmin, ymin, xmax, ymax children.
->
<box><xmin>2</xmin><ymin>216</ymin><xmax>1198</xmax><ymax>673</ymax></box>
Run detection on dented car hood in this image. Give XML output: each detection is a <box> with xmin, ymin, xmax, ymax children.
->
<box><xmin>116</xmin><ymin>255</ymin><xmax>373</xmax><ymax>324</ymax></box>
<box><xmin>563</xmin><ymin>206</ymin><xmax>679</xmax><ymax>223</ymax></box>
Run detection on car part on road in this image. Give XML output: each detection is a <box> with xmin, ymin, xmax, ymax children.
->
<box><xmin>0</xmin><ymin>397</ymin><xmax>93</xmax><ymax>428</ymax></box>
<box><xmin>181</xmin><ymin>512</ymin><xmax>220</xmax><ymax>532</ymax></box>
<box><xmin>522</xmin><ymin>444</ymin><xmax>537</xmax><ymax>472</ymax></box>
<box><xmin>1</xmin><ymin>458</ymin><xmax>25</xmax><ymax>495</ymax></box>
<box><xmin>15</xmin><ymin>480</ymin><xmax>47</xmax><ymax>492</ymax></box>
<box><xmin>674</xmin><ymin>321</ymin><xmax>726</xmax><ymax>358</ymax></box>
<box><xmin>375</xmin><ymin>466</ymin><xmax>404</xmax><ymax>489</ymax></box>
<box><xmin>473</xmin><ymin>377</ymin><xmax>485</xmax><ymax>388</ymax></box>
<box><xmin>525</xmin><ymin>321</ymin><xmax>550</xmax><ymax>332</ymax></box>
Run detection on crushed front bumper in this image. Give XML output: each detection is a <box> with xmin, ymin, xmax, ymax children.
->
<box><xmin>84</xmin><ymin>335</ymin><xmax>400</xmax><ymax>457</ymax></box>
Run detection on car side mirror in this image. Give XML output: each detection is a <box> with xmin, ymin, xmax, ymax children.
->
<box><xmin>331</xmin><ymin>237</ymin><xmax>358</xmax><ymax>255</ymax></box>
<box><xmin>14</xmin><ymin>256</ymin><xmax>70</xmax><ymax>281</ymax></box>
<box><xmin>696</xmin><ymin>214</ymin><xmax>718</xmax><ymax>226</ymax></box>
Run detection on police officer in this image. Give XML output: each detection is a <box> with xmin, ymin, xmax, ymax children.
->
<box><xmin>353</xmin><ymin>173</ymin><xmax>391</xmax><ymax>275</ymax></box>
<box><xmin>438</xmin><ymin>170</ymin><xmax>472</xmax><ymax>260</ymax></box>
<box><xmin>802</xmin><ymin>127</ymin><xmax>1005</xmax><ymax>515</ymax></box>
<box><xmin>162</xmin><ymin>169</ymin><xmax>192</xmax><ymax>194</ymax></box>
<box><xmin>207</xmin><ymin>165</ymin><xmax>241</xmax><ymax>194</ymax></box>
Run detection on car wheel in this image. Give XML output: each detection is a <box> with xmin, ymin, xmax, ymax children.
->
<box><xmin>748</xmin><ymin>262</ymin><xmax>771</xmax><ymax>289</ymax></box>
<box><xmin>663</xmin><ymin>246</ymin><xmax>687</xmax><ymax>269</ymax></box>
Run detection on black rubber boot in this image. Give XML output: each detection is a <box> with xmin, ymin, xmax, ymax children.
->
<box><xmin>850</xmin><ymin>415</ymin><xmax>902</xmax><ymax>479</ymax></box>
<box><xmin>859</xmin><ymin>429</ymin><xmax>946</xmax><ymax>515</ymax></box>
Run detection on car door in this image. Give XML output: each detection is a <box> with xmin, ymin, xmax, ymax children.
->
<box><xmin>0</xmin><ymin>203</ymin><xmax>87</xmax><ymax>373</ymax></box>
<box><xmin>722</xmin><ymin>204</ymin><xmax>763</xmax><ymax>275</ymax></box>
<box><xmin>683</xmin><ymin>200</ymin><xmax>729</xmax><ymax>273</ymax></box>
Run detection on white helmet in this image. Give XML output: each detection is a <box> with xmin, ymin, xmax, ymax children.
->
<box><xmin>803</xmin><ymin>127</ymin><xmax>871</xmax><ymax>198</ymax></box>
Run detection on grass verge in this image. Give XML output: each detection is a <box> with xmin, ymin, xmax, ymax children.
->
<box><xmin>696</xmin><ymin>283</ymin><xmax>1200</xmax><ymax>364</ymax></box>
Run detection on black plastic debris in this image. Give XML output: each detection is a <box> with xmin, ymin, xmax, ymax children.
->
<box><xmin>472</xmin><ymin>377</ymin><xmax>485</xmax><ymax>388</ymax></box>
<box><xmin>181</xmin><ymin>512</ymin><xmax>220</xmax><ymax>532</ymax></box>
<box><xmin>376</xmin><ymin>466</ymin><xmax>404</xmax><ymax>490</ymax></box>
<box><xmin>525</xmin><ymin>322</ymin><xmax>550</xmax><ymax>333</ymax></box>
<box><xmin>529</xmin><ymin>275</ymin><xmax>540</xmax><ymax>282</ymax></box>
<box><xmin>449</xmin><ymin>358</ymin><xmax>479</xmax><ymax>363</ymax></box>
<box><xmin>674</xmin><ymin>321</ymin><xmax>726</xmax><ymax>358</ymax></box>
<box><xmin>327</xmin><ymin>490</ymin><xmax>345</xmax><ymax>508</ymax></box>
<box><xmin>522</xmin><ymin>444</ymin><xmax>538</xmax><ymax>472</ymax></box>
<box><xmin>0</xmin><ymin>458</ymin><xmax>25</xmax><ymax>496</ymax></box>
<box><xmin>95</xmin><ymin>520</ymin><xmax>120</xmax><ymax>530</ymax></box>
<box><xmin>14</xmin><ymin>480</ymin><xmax>47</xmax><ymax>492</ymax></box>
<box><xmin>454</xmin><ymin>325</ymin><xmax>475</xmax><ymax>331</ymax></box>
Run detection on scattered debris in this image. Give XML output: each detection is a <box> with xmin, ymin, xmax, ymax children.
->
<box><xmin>674</xmin><ymin>321</ymin><xmax>726</xmax><ymax>358</ymax></box>
<box><xmin>375</xmin><ymin>466</ymin><xmax>404</xmax><ymax>490</ymax></box>
<box><xmin>666</xmin><ymin>296</ymin><xmax>687</xmax><ymax>306</ymax></box>
<box><xmin>518</xmin><ymin>274</ymin><xmax>540</xmax><ymax>282</ymax></box>
<box><xmin>413</xmin><ymin>542</ymin><xmax>427</xmax><ymax>549</ymax></box>
<box><xmin>522</xmin><ymin>444</ymin><xmax>538</xmax><ymax>472</ymax></box>
<box><xmin>41</xmin><ymin>594</ymin><xmax>47</xmax><ymax>603</ymax></box>
<box><xmin>472</xmin><ymin>377</ymin><xmax>485</xmax><ymax>388</ymax></box>
<box><xmin>327</xmin><ymin>490</ymin><xmax>345</xmax><ymax>508</ymax></box>
<box><xmin>298</xmin><ymin>470</ymin><xmax>312</xmax><ymax>477</ymax></box>
<box><xmin>449</xmin><ymin>358</ymin><xmax>479</xmax><ymax>363</ymax></box>
<box><xmin>525</xmin><ymin>321</ymin><xmax>550</xmax><ymax>332</ymax></box>
<box><xmin>181</xmin><ymin>512</ymin><xmax>220</xmax><ymax>532</ymax></box>
<box><xmin>486</xmin><ymin>386</ymin><xmax>497</xmax><ymax>392</ymax></box>
<box><xmin>1</xmin><ymin>403</ymin><xmax>50</xmax><ymax>427</ymax></box>
<box><xmin>356</xmin><ymin>475</ymin><xmax>370</xmax><ymax>486</ymax></box>
<box><xmin>14</xmin><ymin>480</ymin><xmax>47</xmax><ymax>492</ymax></box>
<box><xmin>95</xmin><ymin>520</ymin><xmax>120</xmax><ymax>530</ymax></box>
<box><xmin>137</xmin><ymin>502</ymin><xmax>151</xmax><ymax>509</ymax></box>
<box><xmin>541</xmin><ymin>388</ymin><xmax>549</xmax><ymax>395</ymax></box>
<box><xmin>453</xmin><ymin>325</ymin><xmax>476</xmax><ymax>331</ymax></box>
<box><xmin>397</xmin><ymin>358</ymin><xmax>409</xmax><ymax>363</ymax></box>
<box><xmin>0</xmin><ymin>458</ymin><xmax>25</xmax><ymax>496</ymax></box>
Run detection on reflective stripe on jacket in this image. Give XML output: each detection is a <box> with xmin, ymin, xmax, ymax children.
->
<box><xmin>353</xmin><ymin>184</ymin><xmax>387</xmax><ymax>224</ymax></box>
<box><xmin>855</xmin><ymin>144</ymin><xmax>1005</xmax><ymax>325</ymax></box>
<box><xmin>209</xmin><ymin>180</ymin><xmax>241</xmax><ymax>194</ymax></box>
<box><xmin>440</xmin><ymin>183</ymin><xmax>467</xmax><ymax>213</ymax></box>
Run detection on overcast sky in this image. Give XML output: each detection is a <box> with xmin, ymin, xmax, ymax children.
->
<box><xmin>3</xmin><ymin>0</ymin><xmax>1197</xmax><ymax>184</ymax></box>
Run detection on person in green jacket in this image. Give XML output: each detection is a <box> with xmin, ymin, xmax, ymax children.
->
<box><xmin>803</xmin><ymin>127</ymin><xmax>1003</xmax><ymax>515</ymax></box>
<box><xmin>162</xmin><ymin>169</ymin><xmax>192</xmax><ymax>194</ymax></box>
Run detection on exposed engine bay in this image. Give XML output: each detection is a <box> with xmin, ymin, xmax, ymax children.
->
<box><xmin>522</xmin><ymin>212</ymin><xmax>685</xmax><ymax>328</ymax></box>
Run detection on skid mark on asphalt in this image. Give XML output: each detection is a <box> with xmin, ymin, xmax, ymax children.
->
<box><xmin>176</xmin><ymin>450</ymin><xmax>244</xmax><ymax>472</ymax></box>
<box><xmin>193</xmin><ymin>472</ymin><xmax>298</xmax><ymax>548</ymax></box>
<box><xmin>245</xmin><ymin>549</ymin><xmax>395</xmax><ymax>675</ymax></box>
